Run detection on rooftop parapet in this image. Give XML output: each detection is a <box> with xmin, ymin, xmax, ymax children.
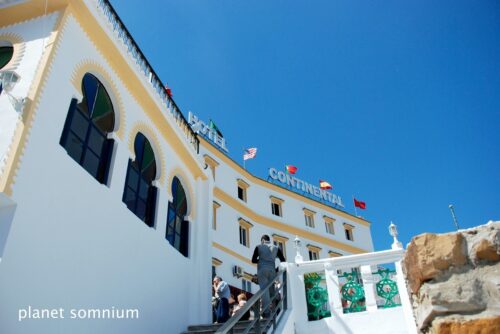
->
<box><xmin>94</xmin><ymin>0</ymin><xmax>199</xmax><ymax>154</ymax></box>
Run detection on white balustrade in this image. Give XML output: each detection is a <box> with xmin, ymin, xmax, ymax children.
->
<box><xmin>281</xmin><ymin>223</ymin><xmax>417</xmax><ymax>334</ymax></box>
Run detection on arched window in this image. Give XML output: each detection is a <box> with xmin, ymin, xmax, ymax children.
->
<box><xmin>0</xmin><ymin>44</ymin><xmax>13</xmax><ymax>69</ymax></box>
<box><xmin>60</xmin><ymin>73</ymin><xmax>115</xmax><ymax>184</ymax></box>
<box><xmin>166</xmin><ymin>177</ymin><xmax>189</xmax><ymax>257</ymax></box>
<box><xmin>123</xmin><ymin>132</ymin><xmax>158</xmax><ymax>227</ymax></box>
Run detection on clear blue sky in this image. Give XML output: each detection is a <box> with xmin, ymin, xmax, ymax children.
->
<box><xmin>111</xmin><ymin>0</ymin><xmax>499</xmax><ymax>251</ymax></box>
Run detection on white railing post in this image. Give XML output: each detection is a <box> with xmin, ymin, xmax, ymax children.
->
<box><xmin>395</xmin><ymin>260</ymin><xmax>418</xmax><ymax>334</ymax></box>
<box><xmin>389</xmin><ymin>221</ymin><xmax>403</xmax><ymax>250</ymax></box>
<box><xmin>389</xmin><ymin>222</ymin><xmax>418</xmax><ymax>334</ymax></box>
<box><xmin>287</xmin><ymin>264</ymin><xmax>309</xmax><ymax>331</ymax></box>
<box><xmin>360</xmin><ymin>265</ymin><xmax>378</xmax><ymax>312</ymax></box>
<box><xmin>324</xmin><ymin>263</ymin><xmax>343</xmax><ymax>315</ymax></box>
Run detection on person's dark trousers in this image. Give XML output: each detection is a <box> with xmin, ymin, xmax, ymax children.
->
<box><xmin>258</xmin><ymin>268</ymin><xmax>276</xmax><ymax>317</ymax></box>
<box><xmin>216</xmin><ymin>297</ymin><xmax>230</xmax><ymax>323</ymax></box>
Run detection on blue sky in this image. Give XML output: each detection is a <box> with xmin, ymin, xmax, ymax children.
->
<box><xmin>111</xmin><ymin>0</ymin><xmax>499</xmax><ymax>250</ymax></box>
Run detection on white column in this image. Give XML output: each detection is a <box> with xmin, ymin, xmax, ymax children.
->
<box><xmin>324</xmin><ymin>262</ymin><xmax>343</xmax><ymax>315</ymax></box>
<box><xmin>360</xmin><ymin>265</ymin><xmax>378</xmax><ymax>312</ymax></box>
<box><xmin>107</xmin><ymin>137</ymin><xmax>130</xmax><ymax>195</ymax></box>
<box><xmin>154</xmin><ymin>182</ymin><xmax>170</xmax><ymax>236</ymax></box>
<box><xmin>188</xmin><ymin>175</ymin><xmax>212</xmax><ymax>324</ymax></box>
<box><xmin>395</xmin><ymin>260</ymin><xmax>418</xmax><ymax>334</ymax></box>
<box><xmin>287</xmin><ymin>264</ymin><xmax>308</xmax><ymax>332</ymax></box>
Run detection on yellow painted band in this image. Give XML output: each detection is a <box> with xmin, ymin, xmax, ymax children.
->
<box><xmin>214</xmin><ymin>187</ymin><xmax>370</xmax><ymax>254</ymax></box>
<box><xmin>67</xmin><ymin>1</ymin><xmax>206</xmax><ymax>181</ymax></box>
<box><xmin>212</xmin><ymin>242</ymin><xmax>256</xmax><ymax>267</ymax></box>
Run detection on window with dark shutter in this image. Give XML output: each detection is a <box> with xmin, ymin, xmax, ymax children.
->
<box><xmin>122</xmin><ymin>132</ymin><xmax>158</xmax><ymax>227</ymax></box>
<box><xmin>166</xmin><ymin>177</ymin><xmax>189</xmax><ymax>257</ymax></box>
<box><xmin>60</xmin><ymin>73</ymin><xmax>115</xmax><ymax>184</ymax></box>
<box><xmin>0</xmin><ymin>45</ymin><xmax>13</xmax><ymax>69</ymax></box>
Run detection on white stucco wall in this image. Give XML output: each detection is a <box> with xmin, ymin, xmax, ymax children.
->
<box><xmin>0</xmin><ymin>10</ymin><xmax>212</xmax><ymax>334</ymax></box>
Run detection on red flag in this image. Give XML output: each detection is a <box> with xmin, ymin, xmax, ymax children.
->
<box><xmin>165</xmin><ymin>85</ymin><xmax>173</xmax><ymax>97</ymax></box>
<box><xmin>354</xmin><ymin>198</ymin><xmax>366</xmax><ymax>210</ymax></box>
<box><xmin>319</xmin><ymin>180</ymin><xmax>332</xmax><ymax>190</ymax></box>
<box><xmin>285</xmin><ymin>165</ymin><xmax>297</xmax><ymax>174</ymax></box>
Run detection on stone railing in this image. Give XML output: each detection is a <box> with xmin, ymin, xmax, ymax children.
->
<box><xmin>93</xmin><ymin>0</ymin><xmax>199</xmax><ymax>154</ymax></box>
<box><xmin>283</xmin><ymin>225</ymin><xmax>418</xmax><ymax>334</ymax></box>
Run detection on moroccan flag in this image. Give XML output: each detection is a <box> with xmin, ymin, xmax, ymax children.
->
<box><xmin>319</xmin><ymin>180</ymin><xmax>332</xmax><ymax>190</ymax></box>
<box><xmin>285</xmin><ymin>165</ymin><xmax>297</xmax><ymax>174</ymax></box>
<box><xmin>354</xmin><ymin>198</ymin><xmax>366</xmax><ymax>210</ymax></box>
<box><xmin>209</xmin><ymin>119</ymin><xmax>223</xmax><ymax>138</ymax></box>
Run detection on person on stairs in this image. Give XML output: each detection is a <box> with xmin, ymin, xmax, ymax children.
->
<box><xmin>231</xmin><ymin>293</ymin><xmax>250</xmax><ymax>321</ymax></box>
<box><xmin>251</xmin><ymin>234</ymin><xmax>286</xmax><ymax>318</ymax></box>
<box><xmin>213</xmin><ymin>276</ymin><xmax>230</xmax><ymax>323</ymax></box>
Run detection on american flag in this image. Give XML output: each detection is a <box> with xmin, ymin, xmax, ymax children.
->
<box><xmin>243</xmin><ymin>147</ymin><xmax>257</xmax><ymax>160</ymax></box>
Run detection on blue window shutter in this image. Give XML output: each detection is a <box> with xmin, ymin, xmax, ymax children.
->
<box><xmin>146</xmin><ymin>186</ymin><xmax>157</xmax><ymax>227</ymax></box>
<box><xmin>122</xmin><ymin>159</ymin><xmax>132</xmax><ymax>203</ymax></box>
<box><xmin>59</xmin><ymin>98</ymin><xmax>78</xmax><ymax>147</ymax></box>
<box><xmin>180</xmin><ymin>219</ymin><xmax>189</xmax><ymax>257</ymax></box>
<box><xmin>101</xmin><ymin>138</ymin><xmax>115</xmax><ymax>185</ymax></box>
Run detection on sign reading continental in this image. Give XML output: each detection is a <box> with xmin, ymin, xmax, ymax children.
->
<box><xmin>269</xmin><ymin>167</ymin><xmax>344</xmax><ymax>207</ymax></box>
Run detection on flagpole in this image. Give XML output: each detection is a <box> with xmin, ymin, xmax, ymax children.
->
<box><xmin>243</xmin><ymin>148</ymin><xmax>246</xmax><ymax>170</ymax></box>
<box><xmin>352</xmin><ymin>195</ymin><xmax>358</xmax><ymax>217</ymax></box>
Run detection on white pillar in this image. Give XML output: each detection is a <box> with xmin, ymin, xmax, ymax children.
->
<box><xmin>154</xmin><ymin>182</ymin><xmax>170</xmax><ymax>236</ymax></box>
<box><xmin>188</xmin><ymin>175</ymin><xmax>212</xmax><ymax>324</ymax></box>
<box><xmin>395</xmin><ymin>260</ymin><xmax>418</xmax><ymax>334</ymax></box>
<box><xmin>287</xmin><ymin>264</ymin><xmax>308</xmax><ymax>332</ymax></box>
<box><xmin>106</xmin><ymin>136</ymin><xmax>129</xmax><ymax>193</ymax></box>
<box><xmin>360</xmin><ymin>265</ymin><xmax>378</xmax><ymax>312</ymax></box>
<box><xmin>324</xmin><ymin>262</ymin><xmax>343</xmax><ymax>315</ymax></box>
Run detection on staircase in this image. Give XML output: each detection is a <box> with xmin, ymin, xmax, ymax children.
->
<box><xmin>181</xmin><ymin>321</ymin><xmax>264</xmax><ymax>334</ymax></box>
<box><xmin>182</xmin><ymin>271</ymin><xmax>288</xmax><ymax>334</ymax></box>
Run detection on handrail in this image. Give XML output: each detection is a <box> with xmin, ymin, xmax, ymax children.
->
<box><xmin>294</xmin><ymin>248</ymin><xmax>404</xmax><ymax>273</ymax></box>
<box><xmin>215</xmin><ymin>270</ymin><xmax>287</xmax><ymax>334</ymax></box>
<box><xmin>94</xmin><ymin>0</ymin><xmax>199</xmax><ymax>154</ymax></box>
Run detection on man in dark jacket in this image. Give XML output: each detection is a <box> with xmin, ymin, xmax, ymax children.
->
<box><xmin>251</xmin><ymin>234</ymin><xmax>286</xmax><ymax>317</ymax></box>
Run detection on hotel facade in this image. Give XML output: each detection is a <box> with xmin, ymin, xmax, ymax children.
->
<box><xmin>0</xmin><ymin>1</ymin><xmax>373</xmax><ymax>333</ymax></box>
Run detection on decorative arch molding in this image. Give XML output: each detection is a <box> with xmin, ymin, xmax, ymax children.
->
<box><xmin>0</xmin><ymin>32</ymin><xmax>25</xmax><ymax>71</ymax></box>
<box><xmin>127</xmin><ymin>121</ymin><xmax>166</xmax><ymax>185</ymax></box>
<box><xmin>70</xmin><ymin>60</ymin><xmax>125</xmax><ymax>139</ymax></box>
<box><xmin>165</xmin><ymin>167</ymin><xmax>196</xmax><ymax>220</ymax></box>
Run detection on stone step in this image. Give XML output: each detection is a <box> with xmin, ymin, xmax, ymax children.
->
<box><xmin>187</xmin><ymin>320</ymin><xmax>254</xmax><ymax>331</ymax></box>
<box><xmin>181</xmin><ymin>329</ymin><xmax>261</xmax><ymax>334</ymax></box>
<box><xmin>182</xmin><ymin>319</ymin><xmax>274</xmax><ymax>334</ymax></box>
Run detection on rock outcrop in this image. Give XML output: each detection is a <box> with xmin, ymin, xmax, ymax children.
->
<box><xmin>402</xmin><ymin>221</ymin><xmax>500</xmax><ymax>333</ymax></box>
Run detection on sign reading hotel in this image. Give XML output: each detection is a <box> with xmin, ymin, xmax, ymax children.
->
<box><xmin>269</xmin><ymin>168</ymin><xmax>344</xmax><ymax>207</ymax></box>
<box><xmin>188</xmin><ymin>112</ymin><xmax>228</xmax><ymax>152</ymax></box>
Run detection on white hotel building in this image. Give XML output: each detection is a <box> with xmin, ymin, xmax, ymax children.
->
<box><xmin>0</xmin><ymin>1</ymin><xmax>373</xmax><ymax>333</ymax></box>
<box><xmin>199</xmin><ymin>134</ymin><xmax>373</xmax><ymax>295</ymax></box>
